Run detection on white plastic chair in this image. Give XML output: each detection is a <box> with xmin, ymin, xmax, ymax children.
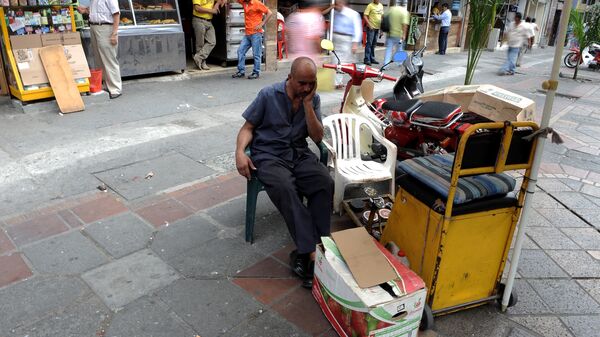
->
<box><xmin>322</xmin><ymin>114</ymin><xmax>397</xmax><ymax>214</ymax></box>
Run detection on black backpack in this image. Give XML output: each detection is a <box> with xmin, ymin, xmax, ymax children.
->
<box><xmin>380</xmin><ymin>13</ymin><xmax>390</xmax><ymax>33</ymax></box>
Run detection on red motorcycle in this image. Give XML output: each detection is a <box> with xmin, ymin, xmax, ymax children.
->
<box><xmin>322</xmin><ymin>43</ymin><xmax>490</xmax><ymax>160</ymax></box>
<box><xmin>563</xmin><ymin>43</ymin><xmax>600</xmax><ymax>69</ymax></box>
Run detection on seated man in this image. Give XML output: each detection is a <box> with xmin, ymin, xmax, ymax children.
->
<box><xmin>235</xmin><ymin>57</ymin><xmax>334</xmax><ymax>288</ymax></box>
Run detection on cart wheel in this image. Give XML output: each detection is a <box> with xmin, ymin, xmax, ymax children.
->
<box><xmin>496</xmin><ymin>283</ymin><xmax>518</xmax><ymax>308</ymax></box>
<box><xmin>419</xmin><ymin>304</ymin><xmax>434</xmax><ymax>331</ymax></box>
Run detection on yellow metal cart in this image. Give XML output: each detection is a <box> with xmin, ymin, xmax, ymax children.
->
<box><xmin>381</xmin><ymin>121</ymin><xmax>539</xmax><ymax>327</ymax></box>
<box><xmin>0</xmin><ymin>6</ymin><xmax>89</xmax><ymax>102</ymax></box>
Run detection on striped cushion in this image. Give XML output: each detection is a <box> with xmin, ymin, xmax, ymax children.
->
<box><xmin>397</xmin><ymin>154</ymin><xmax>516</xmax><ymax>205</ymax></box>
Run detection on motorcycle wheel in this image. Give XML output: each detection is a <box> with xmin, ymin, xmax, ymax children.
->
<box><xmin>564</xmin><ymin>53</ymin><xmax>579</xmax><ymax>68</ymax></box>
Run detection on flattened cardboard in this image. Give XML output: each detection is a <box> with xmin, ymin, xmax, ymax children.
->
<box><xmin>63</xmin><ymin>45</ymin><xmax>91</xmax><ymax>78</ymax></box>
<box><xmin>331</xmin><ymin>227</ymin><xmax>397</xmax><ymax>288</ymax></box>
<box><xmin>10</xmin><ymin>35</ymin><xmax>49</xmax><ymax>86</ymax></box>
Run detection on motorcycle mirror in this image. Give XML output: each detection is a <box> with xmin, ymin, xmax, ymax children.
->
<box><xmin>393</xmin><ymin>51</ymin><xmax>408</xmax><ymax>63</ymax></box>
<box><xmin>320</xmin><ymin>39</ymin><xmax>334</xmax><ymax>51</ymax></box>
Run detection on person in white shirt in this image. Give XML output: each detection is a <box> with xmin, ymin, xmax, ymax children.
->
<box><xmin>432</xmin><ymin>3</ymin><xmax>451</xmax><ymax>55</ymax></box>
<box><xmin>78</xmin><ymin>0</ymin><xmax>122</xmax><ymax>99</ymax></box>
<box><xmin>516</xmin><ymin>17</ymin><xmax>536</xmax><ymax>66</ymax></box>
<box><xmin>500</xmin><ymin>12</ymin><xmax>533</xmax><ymax>75</ymax></box>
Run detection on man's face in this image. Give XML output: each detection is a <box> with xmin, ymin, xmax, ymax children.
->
<box><xmin>373</xmin><ymin>0</ymin><xmax>379</xmax><ymax>4</ymax></box>
<box><xmin>288</xmin><ymin>70</ymin><xmax>317</xmax><ymax>99</ymax></box>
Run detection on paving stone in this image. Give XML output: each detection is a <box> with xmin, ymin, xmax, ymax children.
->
<box><xmin>505</xmin><ymin>328</ymin><xmax>541</xmax><ymax>337</ymax></box>
<box><xmin>226</xmin><ymin>310</ymin><xmax>309</xmax><ymax>337</ymax></box>
<box><xmin>206</xmin><ymin>193</ymin><xmax>277</xmax><ymax>228</ymax></box>
<box><xmin>522</xmin><ymin>209</ymin><xmax>553</xmax><ymax>227</ymax></box>
<box><xmin>552</xmin><ymin>192</ymin><xmax>598</xmax><ymax>209</ymax></box>
<box><xmin>70</xmin><ymin>195</ymin><xmax>128</xmax><ymax>224</ymax></box>
<box><xmin>22</xmin><ymin>231</ymin><xmax>108</xmax><ymax>274</ymax></box>
<box><xmin>538</xmin><ymin>208</ymin><xmax>589</xmax><ymax>228</ymax></box>
<box><xmin>135</xmin><ymin>198</ymin><xmax>193</xmax><ymax>228</ymax></box>
<box><xmin>236</xmin><ymin>257</ymin><xmax>293</xmax><ymax>278</ymax></box>
<box><xmin>434</xmin><ymin>304</ymin><xmax>518</xmax><ymax>337</ymax></box>
<box><xmin>5</xmin><ymin>213</ymin><xmax>69</xmax><ymax>247</ymax></box>
<box><xmin>271</xmin><ymin>285</ymin><xmax>332</xmax><ymax>336</ymax></box>
<box><xmin>537</xmin><ymin>179</ymin><xmax>574</xmax><ymax>192</ymax></box>
<box><xmin>509</xmin><ymin>316</ymin><xmax>573</xmax><ymax>337</ymax></box>
<box><xmin>574</xmin><ymin>210</ymin><xmax>600</xmax><ymax>230</ymax></box>
<box><xmin>511</xmin><ymin>232</ymin><xmax>540</xmax><ymax>249</ymax></box>
<box><xmin>531</xmin><ymin>193</ymin><xmax>562</xmax><ymax>209</ymax></box>
<box><xmin>164</xmin><ymin>236</ymin><xmax>265</xmax><ymax>278</ymax></box>
<box><xmin>0</xmin><ymin>229</ymin><xmax>15</xmax><ymax>254</ymax></box>
<box><xmin>155</xmin><ymin>279</ymin><xmax>262</xmax><ymax>337</ymax></box>
<box><xmin>546</xmin><ymin>250</ymin><xmax>600</xmax><ymax>278</ymax></box>
<box><xmin>560</xmin><ymin>315</ymin><xmax>600</xmax><ymax>337</ymax></box>
<box><xmin>94</xmin><ymin>152</ymin><xmax>216</xmax><ymax>200</ymax></box>
<box><xmin>560</xmin><ymin>228</ymin><xmax>600</xmax><ymax>250</ymax></box>
<box><xmin>241</xmin><ymin>211</ymin><xmax>294</xmax><ymax>254</ymax></box>
<box><xmin>526</xmin><ymin>227</ymin><xmax>580</xmax><ymax>250</ymax></box>
<box><xmin>11</xmin><ymin>294</ymin><xmax>109</xmax><ymax>337</ymax></box>
<box><xmin>0</xmin><ymin>253</ymin><xmax>33</xmax><ymax>288</ymax></box>
<box><xmin>150</xmin><ymin>214</ymin><xmax>219</xmax><ymax>260</ymax></box>
<box><xmin>83</xmin><ymin>213</ymin><xmax>153</xmax><ymax>258</ymax></box>
<box><xmin>515</xmin><ymin>250</ymin><xmax>568</xmax><ymax>278</ymax></box>
<box><xmin>590</xmin><ymin>251</ymin><xmax>600</xmax><ymax>260</ymax></box>
<box><xmin>559</xmin><ymin>178</ymin><xmax>584</xmax><ymax>191</ymax></box>
<box><xmin>560</xmin><ymin>165</ymin><xmax>590</xmax><ymax>180</ymax></box>
<box><xmin>57</xmin><ymin>209</ymin><xmax>84</xmax><ymax>228</ymax></box>
<box><xmin>175</xmin><ymin>175</ymin><xmax>246</xmax><ymax>211</ymax></box>
<box><xmin>506</xmin><ymin>279</ymin><xmax>552</xmax><ymax>315</ymax></box>
<box><xmin>82</xmin><ymin>249</ymin><xmax>179</xmax><ymax>310</ymax></box>
<box><xmin>233</xmin><ymin>278</ymin><xmax>300</xmax><ymax>305</ymax></box>
<box><xmin>0</xmin><ymin>276</ymin><xmax>89</xmax><ymax>335</ymax></box>
<box><xmin>529</xmin><ymin>279</ymin><xmax>600</xmax><ymax>314</ymax></box>
<box><xmin>104</xmin><ymin>297</ymin><xmax>197</xmax><ymax>337</ymax></box>
<box><xmin>576</xmin><ymin>279</ymin><xmax>600</xmax><ymax>304</ymax></box>
<box><xmin>582</xmin><ymin>184</ymin><xmax>600</xmax><ymax>199</ymax></box>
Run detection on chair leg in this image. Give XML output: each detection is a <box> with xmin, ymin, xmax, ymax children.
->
<box><xmin>245</xmin><ymin>179</ymin><xmax>261</xmax><ymax>244</ymax></box>
<box><xmin>389</xmin><ymin>179</ymin><xmax>396</xmax><ymax>201</ymax></box>
<box><xmin>333</xmin><ymin>181</ymin><xmax>345</xmax><ymax>215</ymax></box>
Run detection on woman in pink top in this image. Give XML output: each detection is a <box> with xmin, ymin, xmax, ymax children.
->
<box><xmin>285</xmin><ymin>0</ymin><xmax>325</xmax><ymax>64</ymax></box>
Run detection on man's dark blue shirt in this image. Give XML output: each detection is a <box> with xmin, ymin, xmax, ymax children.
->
<box><xmin>242</xmin><ymin>80</ymin><xmax>321</xmax><ymax>165</ymax></box>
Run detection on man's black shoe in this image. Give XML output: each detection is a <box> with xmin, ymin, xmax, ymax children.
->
<box><xmin>372</xmin><ymin>60</ymin><xmax>380</xmax><ymax>64</ymax></box>
<box><xmin>232</xmin><ymin>72</ymin><xmax>245</xmax><ymax>78</ymax></box>
<box><xmin>364</xmin><ymin>62</ymin><xmax>372</xmax><ymax>66</ymax></box>
<box><xmin>109</xmin><ymin>93</ymin><xmax>122</xmax><ymax>99</ymax></box>
<box><xmin>289</xmin><ymin>249</ymin><xmax>314</xmax><ymax>280</ymax></box>
<box><xmin>247</xmin><ymin>72</ymin><xmax>260</xmax><ymax>79</ymax></box>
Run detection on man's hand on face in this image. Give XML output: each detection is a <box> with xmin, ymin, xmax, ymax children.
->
<box><xmin>302</xmin><ymin>82</ymin><xmax>317</xmax><ymax>106</ymax></box>
<box><xmin>235</xmin><ymin>152</ymin><xmax>256</xmax><ymax>180</ymax></box>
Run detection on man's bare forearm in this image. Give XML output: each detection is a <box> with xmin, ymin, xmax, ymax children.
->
<box><xmin>304</xmin><ymin>104</ymin><xmax>324</xmax><ymax>143</ymax></box>
<box><xmin>236</xmin><ymin>122</ymin><xmax>254</xmax><ymax>155</ymax></box>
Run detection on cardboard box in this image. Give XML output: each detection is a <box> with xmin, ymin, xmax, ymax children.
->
<box><xmin>10</xmin><ymin>35</ymin><xmax>49</xmax><ymax>86</ymax></box>
<box><xmin>419</xmin><ymin>85</ymin><xmax>535</xmax><ymax>122</ymax></box>
<box><xmin>62</xmin><ymin>32</ymin><xmax>82</xmax><ymax>45</ymax></box>
<box><xmin>41</xmin><ymin>33</ymin><xmax>63</xmax><ymax>46</ymax></box>
<box><xmin>313</xmin><ymin>228</ymin><xmax>427</xmax><ymax>337</ymax></box>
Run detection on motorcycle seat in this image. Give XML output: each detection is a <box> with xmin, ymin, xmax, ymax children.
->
<box><xmin>414</xmin><ymin>101</ymin><xmax>462</xmax><ymax>120</ymax></box>
<box><xmin>381</xmin><ymin>99</ymin><xmax>423</xmax><ymax>114</ymax></box>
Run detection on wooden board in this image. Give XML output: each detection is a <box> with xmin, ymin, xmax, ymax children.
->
<box><xmin>38</xmin><ymin>45</ymin><xmax>84</xmax><ymax>113</ymax></box>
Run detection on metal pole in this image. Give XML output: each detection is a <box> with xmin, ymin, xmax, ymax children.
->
<box><xmin>423</xmin><ymin>0</ymin><xmax>433</xmax><ymax>45</ymax></box>
<box><xmin>501</xmin><ymin>0</ymin><xmax>574</xmax><ymax>312</ymax></box>
<box><xmin>329</xmin><ymin>0</ymin><xmax>335</xmax><ymax>41</ymax></box>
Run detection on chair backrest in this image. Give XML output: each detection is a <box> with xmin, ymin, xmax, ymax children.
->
<box><xmin>277</xmin><ymin>19</ymin><xmax>285</xmax><ymax>35</ymax></box>
<box><xmin>323</xmin><ymin>114</ymin><xmax>375</xmax><ymax>160</ymax></box>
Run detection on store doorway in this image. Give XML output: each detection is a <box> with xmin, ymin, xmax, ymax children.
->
<box><xmin>548</xmin><ymin>9</ymin><xmax>561</xmax><ymax>47</ymax></box>
<box><xmin>178</xmin><ymin>0</ymin><xmax>195</xmax><ymax>60</ymax></box>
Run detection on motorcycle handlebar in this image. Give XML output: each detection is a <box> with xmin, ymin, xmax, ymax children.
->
<box><xmin>322</xmin><ymin>63</ymin><xmax>397</xmax><ymax>82</ymax></box>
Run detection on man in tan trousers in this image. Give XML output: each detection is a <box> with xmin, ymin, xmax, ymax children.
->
<box><xmin>192</xmin><ymin>0</ymin><xmax>225</xmax><ymax>70</ymax></box>
<box><xmin>79</xmin><ymin>0</ymin><xmax>122</xmax><ymax>99</ymax></box>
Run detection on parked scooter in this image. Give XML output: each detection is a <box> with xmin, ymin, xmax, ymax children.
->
<box><xmin>321</xmin><ymin>40</ymin><xmax>489</xmax><ymax>160</ymax></box>
<box><xmin>564</xmin><ymin>43</ymin><xmax>600</xmax><ymax>69</ymax></box>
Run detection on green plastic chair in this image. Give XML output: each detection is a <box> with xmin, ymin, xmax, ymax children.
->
<box><xmin>245</xmin><ymin>143</ymin><xmax>329</xmax><ymax>243</ymax></box>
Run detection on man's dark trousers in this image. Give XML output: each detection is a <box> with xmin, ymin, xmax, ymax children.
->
<box><xmin>364</xmin><ymin>28</ymin><xmax>379</xmax><ymax>64</ymax></box>
<box><xmin>438</xmin><ymin>26</ymin><xmax>449</xmax><ymax>54</ymax></box>
<box><xmin>256</xmin><ymin>152</ymin><xmax>333</xmax><ymax>254</ymax></box>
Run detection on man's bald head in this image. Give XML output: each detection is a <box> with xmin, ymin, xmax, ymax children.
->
<box><xmin>290</xmin><ymin>57</ymin><xmax>317</xmax><ymax>78</ymax></box>
<box><xmin>287</xmin><ymin>57</ymin><xmax>318</xmax><ymax>100</ymax></box>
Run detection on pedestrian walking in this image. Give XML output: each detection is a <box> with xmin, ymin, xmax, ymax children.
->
<box><xmin>322</xmin><ymin>0</ymin><xmax>362</xmax><ymax>88</ymax></box>
<box><xmin>78</xmin><ymin>0</ymin><xmax>122</xmax><ymax>99</ymax></box>
<box><xmin>383</xmin><ymin>0</ymin><xmax>410</xmax><ymax>66</ymax></box>
<box><xmin>235</xmin><ymin>57</ymin><xmax>333</xmax><ymax>289</ymax></box>
<box><xmin>363</xmin><ymin>0</ymin><xmax>384</xmax><ymax>65</ymax></box>
<box><xmin>432</xmin><ymin>3</ymin><xmax>451</xmax><ymax>55</ymax></box>
<box><xmin>500</xmin><ymin>12</ymin><xmax>533</xmax><ymax>75</ymax></box>
<box><xmin>232</xmin><ymin>0</ymin><xmax>272</xmax><ymax>80</ymax></box>
<box><xmin>192</xmin><ymin>0</ymin><xmax>225</xmax><ymax>70</ymax></box>
<box><xmin>516</xmin><ymin>16</ymin><xmax>535</xmax><ymax>67</ymax></box>
<box><xmin>285</xmin><ymin>0</ymin><xmax>324</xmax><ymax>64</ymax></box>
